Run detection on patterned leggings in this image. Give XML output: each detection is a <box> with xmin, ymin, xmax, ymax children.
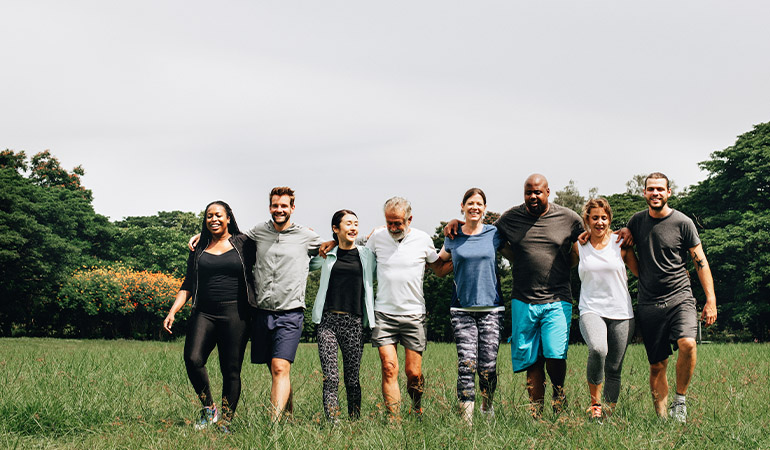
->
<box><xmin>450</xmin><ymin>310</ymin><xmax>502</xmax><ymax>403</ymax></box>
<box><xmin>317</xmin><ymin>311</ymin><xmax>364</xmax><ymax>419</ymax></box>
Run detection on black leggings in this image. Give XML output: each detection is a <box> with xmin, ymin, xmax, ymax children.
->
<box><xmin>183</xmin><ymin>301</ymin><xmax>249</xmax><ymax>418</ymax></box>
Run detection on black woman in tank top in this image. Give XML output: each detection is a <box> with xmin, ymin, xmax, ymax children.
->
<box><xmin>163</xmin><ymin>200</ymin><xmax>256</xmax><ymax>433</ymax></box>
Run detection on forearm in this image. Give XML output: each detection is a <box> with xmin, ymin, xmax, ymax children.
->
<box><xmin>168</xmin><ymin>290</ymin><xmax>192</xmax><ymax>316</ymax></box>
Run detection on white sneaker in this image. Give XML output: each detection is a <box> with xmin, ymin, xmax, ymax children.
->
<box><xmin>668</xmin><ymin>401</ymin><xmax>687</xmax><ymax>424</ymax></box>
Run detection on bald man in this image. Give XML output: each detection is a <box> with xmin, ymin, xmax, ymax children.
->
<box><xmin>446</xmin><ymin>174</ymin><xmax>583</xmax><ymax>418</ymax></box>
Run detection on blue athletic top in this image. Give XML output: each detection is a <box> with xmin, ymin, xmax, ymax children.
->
<box><xmin>443</xmin><ymin>224</ymin><xmax>503</xmax><ymax>308</ymax></box>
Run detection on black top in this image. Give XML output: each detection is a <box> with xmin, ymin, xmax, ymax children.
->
<box><xmin>324</xmin><ymin>248</ymin><xmax>364</xmax><ymax>316</ymax></box>
<box><xmin>197</xmin><ymin>249</ymin><xmax>244</xmax><ymax>303</ymax></box>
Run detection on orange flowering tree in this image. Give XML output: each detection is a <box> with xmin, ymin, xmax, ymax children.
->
<box><xmin>57</xmin><ymin>266</ymin><xmax>186</xmax><ymax>339</ymax></box>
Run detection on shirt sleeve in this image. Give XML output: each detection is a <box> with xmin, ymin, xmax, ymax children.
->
<box><xmin>306</xmin><ymin>229</ymin><xmax>323</xmax><ymax>257</ymax></box>
<box><xmin>245</xmin><ymin>224</ymin><xmax>260</xmax><ymax>242</ymax></box>
<box><xmin>681</xmin><ymin>215</ymin><xmax>701</xmax><ymax>249</ymax></box>
<box><xmin>425</xmin><ymin>235</ymin><xmax>439</xmax><ymax>264</ymax></box>
<box><xmin>443</xmin><ymin>236</ymin><xmax>453</xmax><ymax>254</ymax></box>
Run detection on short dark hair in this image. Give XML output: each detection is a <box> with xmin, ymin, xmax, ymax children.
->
<box><xmin>644</xmin><ymin>172</ymin><xmax>669</xmax><ymax>190</ymax></box>
<box><xmin>270</xmin><ymin>187</ymin><xmax>295</xmax><ymax>206</ymax></box>
<box><xmin>462</xmin><ymin>187</ymin><xmax>486</xmax><ymax>205</ymax></box>
<box><xmin>331</xmin><ymin>209</ymin><xmax>357</xmax><ymax>243</ymax></box>
<box><xmin>200</xmin><ymin>200</ymin><xmax>241</xmax><ymax>243</ymax></box>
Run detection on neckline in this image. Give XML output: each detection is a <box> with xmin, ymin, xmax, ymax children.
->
<box><xmin>203</xmin><ymin>247</ymin><xmax>235</xmax><ymax>256</ymax></box>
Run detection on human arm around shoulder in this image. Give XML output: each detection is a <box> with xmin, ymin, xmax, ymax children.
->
<box><xmin>690</xmin><ymin>243</ymin><xmax>717</xmax><ymax>326</ymax></box>
<box><xmin>615</xmin><ymin>227</ymin><xmax>634</xmax><ymax>247</ymax></box>
<box><xmin>443</xmin><ymin>219</ymin><xmax>464</xmax><ymax>239</ymax></box>
<box><xmin>428</xmin><ymin>257</ymin><xmax>453</xmax><ymax>277</ymax></box>
<box><xmin>621</xmin><ymin>245</ymin><xmax>639</xmax><ymax>277</ymax></box>
<box><xmin>188</xmin><ymin>233</ymin><xmax>201</xmax><ymax>251</ymax></box>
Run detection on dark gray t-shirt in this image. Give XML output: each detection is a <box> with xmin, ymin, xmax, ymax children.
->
<box><xmin>494</xmin><ymin>203</ymin><xmax>583</xmax><ymax>304</ymax></box>
<box><xmin>627</xmin><ymin>209</ymin><xmax>700</xmax><ymax>304</ymax></box>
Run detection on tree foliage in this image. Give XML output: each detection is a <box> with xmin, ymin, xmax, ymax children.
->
<box><xmin>679</xmin><ymin>122</ymin><xmax>770</xmax><ymax>340</ymax></box>
<box><xmin>0</xmin><ymin>150</ymin><xmax>114</xmax><ymax>335</ymax></box>
<box><xmin>554</xmin><ymin>179</ymin><xmax>587</xmax><ymax>214</ymax></box>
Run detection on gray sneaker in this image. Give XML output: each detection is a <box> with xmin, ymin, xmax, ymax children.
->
<box><xmin>668</xmin><ymin>401</ymin><xmax>687</xmax><ymax>423</ymax></box>
<box><xmin>194</xmin><ymin>406</ymin><xmax>219</xmax><ymax>430</ymax></box>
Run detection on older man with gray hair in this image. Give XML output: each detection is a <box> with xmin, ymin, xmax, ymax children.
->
<box><xmin>365</xmin><ymin>197</ymin><xmax>451</xmax><ymax>418</ymax></box>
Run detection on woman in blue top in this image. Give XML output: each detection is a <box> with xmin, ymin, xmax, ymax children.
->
<box><xmin>437</xmin><ymin>188</ymin><xmax>504</xmax><ymax>425</ymax></box>
<box><xmin>309</xmin><ymin>209</ymin><xmax>376</xmax><ymax>422</ymax></box>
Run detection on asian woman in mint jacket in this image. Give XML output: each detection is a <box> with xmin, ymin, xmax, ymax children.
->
<box><xmin>309</xmin><ymin>209</ymin><xmax>376</xmax><ymax>422</ymax></box>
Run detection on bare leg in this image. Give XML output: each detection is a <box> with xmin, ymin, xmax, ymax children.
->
<box><xmin>268</xmin><ymin>358</ymin><xmax>292</xmax><ymax>421</ymax></box>
<box><xmin>588</xmin><ymin>382</ymin><xmax>602</xmax><ymax>406</ymax></box>
<box><xmin>526</xmin><ymin>359</ymin><xmax>546</xmax><ymax>417</ymax></box>
<box><xmin>675</xmin><ymin>338</ymin><xmax>697</xmax><ymax>395</ymax></box>
<box><xmin>649</xmin><ymin>359</ymin><xmax>669</xmax><ymax>417</ymax></box>
<box><xmin>404</xmin><ymin>348</ymin><xmax>424</xmax><ymax>413</ymax></box>
<box><xmin>378</xmin><ymin>345</ymin><xmax>401</xmax><ymax>416</ymax></box>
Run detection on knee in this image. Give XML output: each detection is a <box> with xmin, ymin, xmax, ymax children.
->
<box><xmin>649</xmin><ymin>361</ymin><xmax>666</xmax><ymax>376</ymax></box>
<box><xmin>405</xmin><ymin>367</ymin><xmax>422</xmax><ymax>382</ymax></box>
<box><xmin>271</xmin><ymin>360</ymin><xmax>291</xmax><ymax>378</ymax></box>
<box><xmin>381</xmin><ymin>360</ymin><xmax>399</xmax><ymax>380</ymax></box>
<box><xmin>458</xmin><ymin>359</ymin><xmax>476</xmax><ymax>375</ymax></box>
<box><xmin>678</xmin><ymin>338</ymin><xmax>697</xmax><ymax>354</ymax></box>
<box><xmin>184</xmin><ymin>353</ymin><xmax>206</xmax><ymax>369</ymax></box>
<box><xmin>588</xmin><ymin>344</ymin><xmax>608</xmax><ymax>360</ymax></box>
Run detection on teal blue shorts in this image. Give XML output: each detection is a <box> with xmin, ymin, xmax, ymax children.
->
<box><xmin>510</xmin><ymin>299</ymin><xmax>572</xmax><ymax>373</ymax></box>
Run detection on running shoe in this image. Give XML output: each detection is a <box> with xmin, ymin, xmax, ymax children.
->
<box><xmin>668</xmin><ymin>401</ymin><xmax>687</xmax><ymax>424</ymax></box>
<box><xmin>194</xmin><ymin>405</ymin><xmax>218</xmax><ymax>430</ymax></box>
<box><xmin>587</xmin><ymin>404</ymin><xmax>603</xmax><ymax>424</ymax></box>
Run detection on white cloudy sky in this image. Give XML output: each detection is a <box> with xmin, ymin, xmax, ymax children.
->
<box><xmin>2</xmin><ymin>1</ymin><xmax>769</xmax><ymax>238</ymax></box>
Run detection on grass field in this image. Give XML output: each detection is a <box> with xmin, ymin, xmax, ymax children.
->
<box><xmin>1</xmin><ymin>338</ymin><xmax>768</xmax><ymax>449</ymax></box>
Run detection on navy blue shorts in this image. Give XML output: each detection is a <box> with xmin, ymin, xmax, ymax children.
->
<box><xmin>251</xmin><ymin>308</ymin><xmax>304</xmax><ymax>364</ymax></box>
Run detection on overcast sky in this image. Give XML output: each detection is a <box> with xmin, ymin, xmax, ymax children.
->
<box><xmin>3</xmin><ymin>1</ymin><xmax>769</xmax><ymax>238</ymax></box>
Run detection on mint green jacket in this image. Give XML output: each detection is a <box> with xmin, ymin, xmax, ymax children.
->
<box><xmin>309</xmin><ymin>245</ymin><xmax>376</xmax><ymax>328</ymax></box>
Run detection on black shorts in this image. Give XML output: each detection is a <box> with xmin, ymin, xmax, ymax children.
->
<box><xmin>251</xmin><ymin>308</ymin><xmax>304</xmax><ymax>364</ymax></box>
<box><xmin>637</xmin><ymin>297</ymin><xmax>697</xmax><ymax>364</ymax></box>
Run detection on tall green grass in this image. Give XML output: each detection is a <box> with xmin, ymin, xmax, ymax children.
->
<box><xmin>1</xmin><ymin>338</ymin><xmax>768</xmax><ymax>449</ymax></box>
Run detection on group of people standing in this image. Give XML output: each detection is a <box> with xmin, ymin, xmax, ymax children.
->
<box><xmin>163</xmin><ymin>172</ymin><xmax>717</xmax><ymax>431</ymax></box>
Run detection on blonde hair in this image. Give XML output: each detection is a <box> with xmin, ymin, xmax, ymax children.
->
<box><xmin>581</xmin><ymin>197</ymin><xmax>613</xmax><ymax>236</ymax></box>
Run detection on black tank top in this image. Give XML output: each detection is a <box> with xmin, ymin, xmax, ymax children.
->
<box><xmin>324</xmin><ymin>248</ymin><xmax>364</xmax><ymax>316</ymax></box>
<box><xmin>197</xmin><ymin>249</ymin><xmax>244</xmax><ymax>303</ymax></box>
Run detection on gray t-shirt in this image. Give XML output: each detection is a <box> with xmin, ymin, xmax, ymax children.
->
<box><xmin>494</xmin><ymin>203</ymin><xmax>583</xmax><ymax>304</ymax></box>
<box><xmin>627</xmin><ymin>209</ymin><xmax>700</xmax><ymax>304</ymax></box>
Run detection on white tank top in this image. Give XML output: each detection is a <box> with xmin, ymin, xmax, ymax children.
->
<box><xmin>577</xmin><ymin>239</ymin><xmax>634</xmax><ymax>319</ymax></box>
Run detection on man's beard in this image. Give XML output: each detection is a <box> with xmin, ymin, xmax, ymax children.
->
<box><xmin>272</xmin><ymin>212</ymin><xmax>290</xmax><ymax>224</ymax></box>
<box><xmin>389</xmin><ymin>227</ymin><xmax>408</xmax><ymax>240</ymax></box>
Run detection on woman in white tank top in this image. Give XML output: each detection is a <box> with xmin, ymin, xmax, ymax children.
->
<box><xmin>572</xmin><ymin>198</ymin><xmax>639</xmax><ymax>422</ymax></box>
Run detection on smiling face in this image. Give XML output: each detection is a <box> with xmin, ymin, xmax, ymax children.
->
<box><xmin>644</xmin><ymin>178</ymin><xmax>671</xmax><ymax>212</ymax></box>
<box><xmin>586</xmin><ymin>207</ymin><xmax>611</xmax><ymax>238</ymax></box>
<box><xmin>205</xmin><ymin>204</ymin><xmax>230</xmax><ymax>236</ymax></box>
<box><xmin>462</xmin><ymin>193</ymin><xmax>486</xmax><ymax>222</ymax></box>
<box><xmin>524</xmin><ymin>176</ymin><xmax>550</xmax><ymax>217</ymax></box>
<box><xmin>385</xmin><ymin>208</ymin><xmax>411</xmax><ymax>240</ymax></box>
<box><xmin>332</xmin><ymin>213</ymin><xmax>359</xmax><ymax>246</ymax></box>
<box><xmin>270</xmin><ymin>194</ymin><xmax>295</xmax><ymax>226</ymax></box>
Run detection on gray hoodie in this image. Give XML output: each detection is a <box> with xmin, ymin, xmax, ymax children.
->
<box><xmin>245</xmin><ymin>221</ymin><xmax>323</xmax><ymax>311</ymax></box>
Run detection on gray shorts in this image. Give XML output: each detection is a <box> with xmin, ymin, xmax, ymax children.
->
<box><xmin>637</xmin><ymin>297</ymin><xmax>698</xmax><ymax>364</ymax></box>
<box><xmin>371</xmin><ymin>311</ymin><xmax>427</xmax><ymax>352</ymax></box>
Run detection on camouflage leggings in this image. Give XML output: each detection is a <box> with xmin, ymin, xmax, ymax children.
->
<box><xmin>450</xmin><ymin>310</ymin><xmax>503</xmax><ymax>402</ymax></box>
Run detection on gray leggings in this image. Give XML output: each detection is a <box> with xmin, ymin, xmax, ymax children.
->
<box><xmin>578</xmin><ymin>313</ymin><xmax>634</xmax><ymax>404</ymax></box>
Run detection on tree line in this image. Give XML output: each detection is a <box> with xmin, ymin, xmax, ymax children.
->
<box><xmin>1</xmin><ymin>122</ymin><xmax>768</xmax><ymax>341</ymax></box>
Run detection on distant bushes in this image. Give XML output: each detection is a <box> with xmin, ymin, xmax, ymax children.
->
<box><xmin>56</xmin><ymin>266</ymin><xmax>185</xmax><ymax>339</ymax></box>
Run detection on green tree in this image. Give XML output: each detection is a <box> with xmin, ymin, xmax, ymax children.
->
<box><xmin>0</xmin><ymin>150</ymin><xmax>114</xmax><ymax>335</ymax></box>
<box><xmin>112</xmin><ymin>211</ymin><xmax>202</xmax><ymax>276</ymax></box>
<box><xmin>554</xmin><ymin>179</ymin><xmax>590</xmax><ymax>214</ymax></box>
<box><xmin>679</xmin><ymin>122</ymin><xmax>770</xmax><ymax>340</ymax></box>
